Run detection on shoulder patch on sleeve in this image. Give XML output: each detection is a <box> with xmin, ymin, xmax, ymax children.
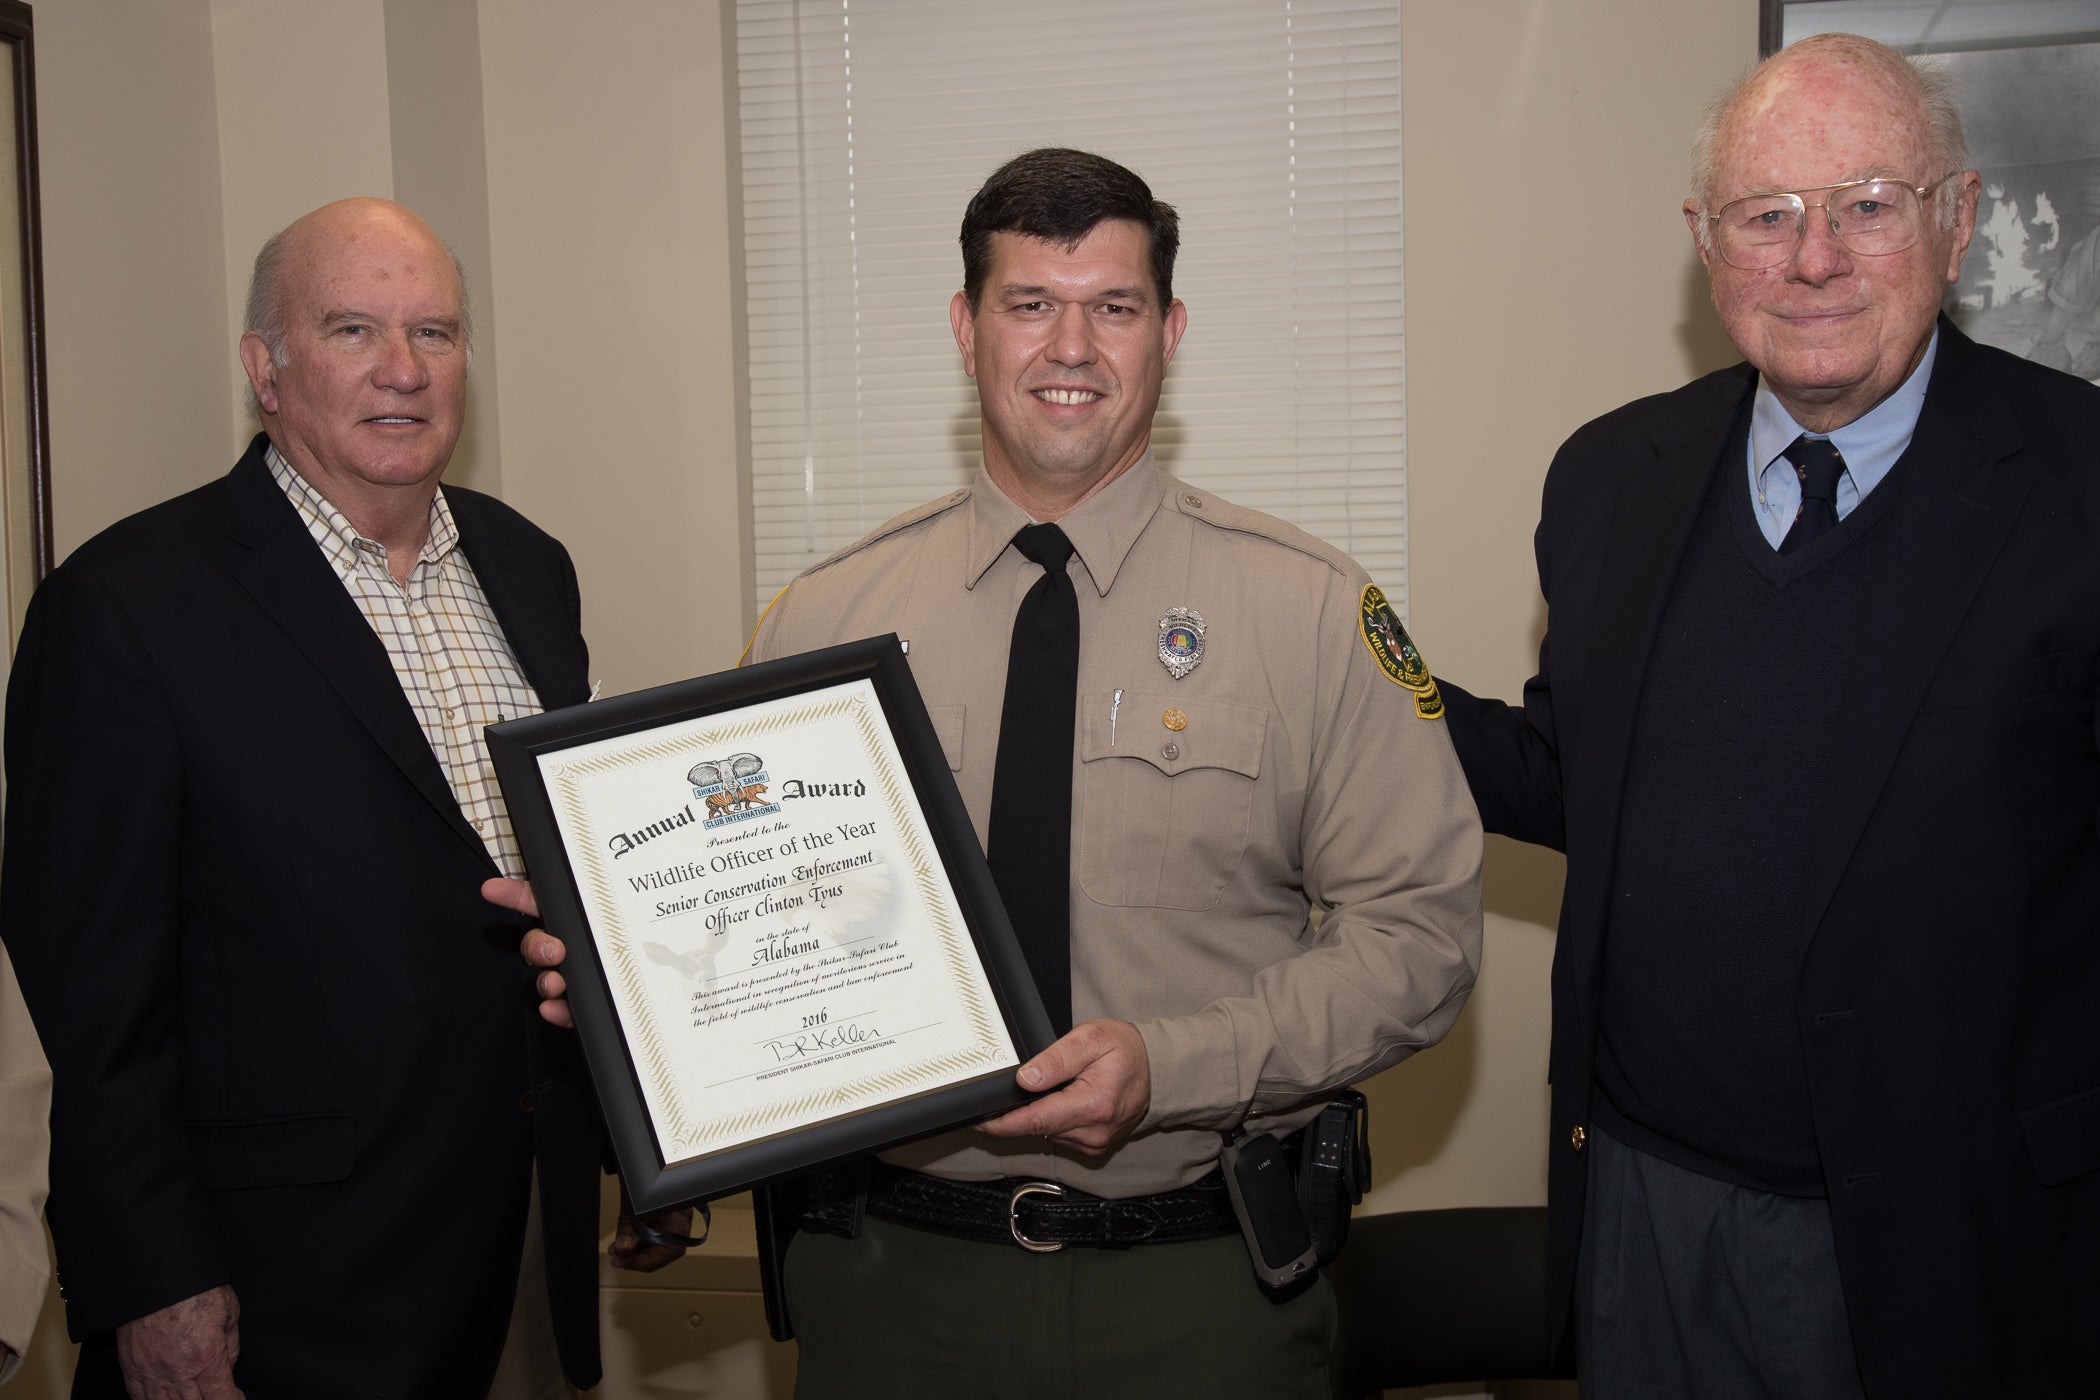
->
<box><xmin>1358</xmin><ymin>583</ymin><xmax>1444</xmax><ymax>719</ymax></box>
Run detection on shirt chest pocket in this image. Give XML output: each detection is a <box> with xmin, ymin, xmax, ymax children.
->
<box><xmin>1076</xmin><ymin>693</ymin><xmax>1267</xmax><ymax>911</ymax></box>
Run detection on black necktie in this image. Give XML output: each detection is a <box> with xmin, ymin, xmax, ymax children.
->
<box><xmin>1778</xmin><ymin>435</ymin><xmax>1846</xmax><ymax>555</ymax></box>
<box><xmin>986</xmin><ymin>524</ymin><xmax>1079</xmax><ymax>1037</ymax></box>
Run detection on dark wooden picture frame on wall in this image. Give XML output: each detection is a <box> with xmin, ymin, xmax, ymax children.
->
<box><xmin>1759</xmin><ymin>0</ymin><xmax>1786</xmax><ymax>57</ymax></box>
<box><xmin>1761</xmin><ymin>1</ymin><xmax>2100</xmax><ymax>381</ymax></box>
<box><xmin>0</xmin><ymin>0</ymin><xmax>50</xmax><ymax>653</ymax></box>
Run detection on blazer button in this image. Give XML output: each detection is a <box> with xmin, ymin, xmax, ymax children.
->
<box><xmin>1570</xmin><ymin>1124</ymin><xmax>1587</xmax><ymax>1152</ymax></box>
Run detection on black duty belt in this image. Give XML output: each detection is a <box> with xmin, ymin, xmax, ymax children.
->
<box><xmin>863</xmin><ymin>1158</ymin><xmax>1238</xmax><ymax>1252</ymax></box>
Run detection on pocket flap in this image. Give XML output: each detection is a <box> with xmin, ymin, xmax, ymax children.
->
<box><xmin>1079</xmin><ymin>693</ymin><xmax>1266</xmax><ymax>779</ymax></box>
<box><xmin>2020</xmin><ymin>1084</ymin><xmax>2100</xmax><ymax>1187</ymax></box>
<box><xmin>189</xmin><ymin>1112</ymin><xmax>354</xmax><ymax>1190</ymax></box>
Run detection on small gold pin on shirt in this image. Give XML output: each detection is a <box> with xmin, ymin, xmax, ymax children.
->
<box><xmin>1162</xmin><ymin>708</ymin><xmax>1187</xmax><ymax>732</ymax></box>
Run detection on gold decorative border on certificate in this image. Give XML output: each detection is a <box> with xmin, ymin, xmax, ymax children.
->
<box><xmin>541</xmin><ymin>686</ymin><xmax>1012</xmax><ymax>1163</ymax></box>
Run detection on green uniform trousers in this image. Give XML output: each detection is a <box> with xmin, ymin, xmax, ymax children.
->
<box><xmin>785</xmin><ymin>1213</ymin><xmax>1338</xmax><ymax>1399</ymax></box>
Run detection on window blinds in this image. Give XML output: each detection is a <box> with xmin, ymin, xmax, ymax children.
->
<box><xmin>735</xmin><ymin>0</ymin><xmax>1407</xmax><ymax>613</ymax></box>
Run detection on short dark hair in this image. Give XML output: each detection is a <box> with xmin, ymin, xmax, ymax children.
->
<box><xmin>960</xmin><ymin>148</ymin><xmax>1180</xmax><ymax>311</ymax></box>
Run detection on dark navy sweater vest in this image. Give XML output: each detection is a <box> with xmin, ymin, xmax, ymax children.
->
<box><xmin>1593</xmin><ymin>427</ymin><xmax>1904</xmax><ymax>1196</ymax></box>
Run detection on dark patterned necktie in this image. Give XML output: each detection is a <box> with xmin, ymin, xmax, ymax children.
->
<box><xmin>985</xmin><ymin>523</ymin><xmax>1078</xmax><ymax>1036</ymax></box>
<box><xmin>1778</xmin><ymin>435</ymin><xmax>1847</xmax><ymax>555</ymax></box>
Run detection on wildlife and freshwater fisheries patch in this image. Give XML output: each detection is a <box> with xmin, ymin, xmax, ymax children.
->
<box><xmin>1359</xmin><ymin>584</ymin><xmax>1445</xmax><ymax>720</ymax></box>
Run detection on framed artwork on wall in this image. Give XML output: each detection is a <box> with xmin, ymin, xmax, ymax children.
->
<box><xmin>0</xmin><ymin>0</ymin><xmax>49</xmax><ymax>653</ymax></box>
<box><xmin>1761</xmin><ymin>1</ymin><xmax>2100</xmax><ymax>381</ymax></box>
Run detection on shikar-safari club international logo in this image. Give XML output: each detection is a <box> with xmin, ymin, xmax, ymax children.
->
<box><xmin>601</xmin><ymin>751</ymin><xmax>783</xmax><ymax>860</ymax></box>
<box><xmin>687</xmin><ymin>752</ymin><xmax>782</xmax><ymax>828</ymax></box>
<box><xmin>1358</xmin><ymin>584</ymin><xmax>1445</xmax><ymax>721</ymax></box>
<box><xmin>605</xmin><ymin>749</ymin><xmax>877</xmax><ymax>860</ymax></box>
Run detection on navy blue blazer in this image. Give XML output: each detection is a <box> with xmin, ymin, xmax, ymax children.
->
<box><xmin>1443</xmin><ymin>322</ymin><xmax>2100</xmax><ymax>1395</ymax></box>
<box><xmin>2</xmin><ymin>435</ymin><xmax>604</xmax><ymax>1398</ymax></box>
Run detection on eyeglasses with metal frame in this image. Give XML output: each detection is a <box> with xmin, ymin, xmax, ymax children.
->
<box><xmin>1702</xmin><ymin>171</ymin><xmax>1962</xmax><ymax>271</ymax></box>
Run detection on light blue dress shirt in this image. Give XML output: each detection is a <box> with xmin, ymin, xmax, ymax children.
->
<box><xmin>1746</xmin><ymin>328</ymin><xmax>1940</xmax><ymax>549</ymax></box>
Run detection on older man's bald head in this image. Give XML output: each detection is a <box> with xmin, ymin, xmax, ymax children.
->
<box><xmin>244</xmin><ymin>198</ymin><xmax>472</xmax><ymax>377</ymax></box>
<box><xmin>1688</xmin><ymin>33</ymin><xmax>1968</xmax><ymax>224</ymax></box>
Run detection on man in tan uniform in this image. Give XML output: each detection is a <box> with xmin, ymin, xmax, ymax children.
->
<box><xmin>760</xmin><ymin>146</ymin><xmax>1488</xmax><ymax>1396</ymax></box>
<box><xmin>0</xmin><ymin>944</ymin><xmax>51</xmax><ymax>1385</ymax></box>
<box><xmin>521</xmin><ymin>147</ymin><xmax>1483</xmax><ymax>1397</ymax></box>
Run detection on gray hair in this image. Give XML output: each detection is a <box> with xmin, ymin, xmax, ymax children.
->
<box><xmin>242</xmin><ymin>221</ymin><xmax>475</xmax><ymax>416</ymax></box>
<box><xmin>1688</xmin><ymin>32</ymin><xmax>1970</xmax><ymax>252</ymax></box>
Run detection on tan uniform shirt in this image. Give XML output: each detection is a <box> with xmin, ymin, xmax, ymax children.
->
<box><xmin>0</xmin><ymin>943</ymin><xmax>52</xmax><ymax>1381</ymax></box>
<box><xmin>751</xmin><ymin>453</ymin><xmax>1483</xmax><ymax>1197</ymax></box>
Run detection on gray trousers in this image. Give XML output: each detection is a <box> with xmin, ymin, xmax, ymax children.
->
<box><xmin>784</xmin><ymin>1212</ymin><xmax>1337</xmax><ymax>1400</ymax></box>
<box><xmin>1577</xmin><ymin>1123</ymin><xmax>1866</xmax><ymax>1400</ymax></box>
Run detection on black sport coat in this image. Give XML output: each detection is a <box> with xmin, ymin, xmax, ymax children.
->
<box><xmin>1</xmin><ymin>435</ymin><xmax>604</xmax><ymax>1398</ymax></box>
<box><xmin>1442</xmin><ymin>322</ymin><xmax>2100</xmax><ymax>1395</ymax></box>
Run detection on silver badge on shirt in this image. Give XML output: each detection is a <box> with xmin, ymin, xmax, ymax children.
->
<box><xmin>1157</xmin><ymin>607</ymin><xmax>1206</xmax><ymax>680</ymax></box>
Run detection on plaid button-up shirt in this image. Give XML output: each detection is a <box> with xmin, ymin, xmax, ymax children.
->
<box><xmin>269</xmin><ymin>446</ymin><xmax>542</xmax><ymax>876</ymax></box>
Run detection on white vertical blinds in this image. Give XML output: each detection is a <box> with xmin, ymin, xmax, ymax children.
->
<box><xmin>735</xmin><ymin>0</ymin><xmax>1408</xmax><ymax>614</ymax></box>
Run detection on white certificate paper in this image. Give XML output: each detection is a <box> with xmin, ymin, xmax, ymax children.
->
<box><xmin>537</xmin><ymin>678</ymin><xmax>1021</xmax><ymax>1166</ymax></box>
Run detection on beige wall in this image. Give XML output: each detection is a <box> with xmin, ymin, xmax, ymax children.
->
<box><xmin>1369</xmin><ymin>0</ymin><xmax>1757</xmax><ymax>1215</ymax></box>
<box><xmin>14</xmin><ymin>0</ymin><xmax>1755</xmax><ymax>1392</ymax></box>
<box><xmin>476</xmin><ymin>0</ymin><xmax>747</xmax><ymax>692</ymax></box>
<box><xmin>36</xmin><ymin>0</ymin><xmax>229</xmax><ymax>554</ymax></box>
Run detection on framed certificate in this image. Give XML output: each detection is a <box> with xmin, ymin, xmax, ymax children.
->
<box><xmin>488</xmin><ymin>635</ymin><xmax>1054</xmax><ymax>1212</ymax></box>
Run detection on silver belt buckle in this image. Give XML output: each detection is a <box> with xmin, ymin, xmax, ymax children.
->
<box><xmin>1008</xmin><ymin>1180</ymin><xmax>1067</xmax><ymax>1253</ymax></box>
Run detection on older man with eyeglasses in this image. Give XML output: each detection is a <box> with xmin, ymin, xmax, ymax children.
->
<box><xmin>1439</xmin><ymin>32</ymin><xmax>2100</xmax><ymax>1399</ymax></box>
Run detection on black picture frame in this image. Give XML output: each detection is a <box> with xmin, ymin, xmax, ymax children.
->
<box><xmin>1764</xmin><ymin>0</ymin><xmax>2100</xmax><ymax>57</ymax></box>
<box><xmin>1760</xmin><ymin>0</ymin><xmax>1786</xmax><ymax>57</ymax></box>
<box><xmin>488</xmin><ymin>635</ymin><xmax>1054</xmax><ymax>1213</ymax></box>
